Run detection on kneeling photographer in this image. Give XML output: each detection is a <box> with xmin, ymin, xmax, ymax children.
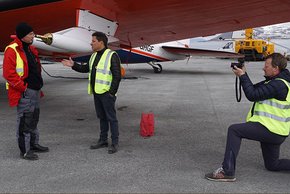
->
<box><xmin>205</xmin><ymin>53</ymin><xmax>290</xmax><ymax>182</ymax></box>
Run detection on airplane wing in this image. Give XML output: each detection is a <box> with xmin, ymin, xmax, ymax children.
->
<box><xmin>162</xmin><ymin>46</ymin><xmax>244</xmax><ymax>58</ymax></box>
<box><xmin>1</xmin><ymin>0</ymin><xmax>290</xmax><ymax>53</ymax></box>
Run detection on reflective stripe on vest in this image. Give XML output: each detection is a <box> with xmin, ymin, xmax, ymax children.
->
<box><xmin>4</xmin><ymin>43</ymin><xmax>24</xmax><ymax>89</ymax></box>
<box><xmin>246</xmin><ymin>78</ymin><xmax>290</xmax><ymax>136</ymax></box>
<box><xmin>87</xmin><ymin>49</ymin><xmax>114</xmax><ymax>94</ymax></box>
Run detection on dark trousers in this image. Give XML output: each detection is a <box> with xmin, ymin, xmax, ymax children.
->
<box><xmin>93</xmin><ymin>92</ymin><xmax>119</xmax><ymax>145</ymax></box>
<box><xmin>222</xmin><ymin>122</ymin><xmax>290</xmax><ymax>176</ymax></box>
<box><xmin>17</xmin><ymin>88</ymin><xmax>40</xmax><ymax>154</ymax></box>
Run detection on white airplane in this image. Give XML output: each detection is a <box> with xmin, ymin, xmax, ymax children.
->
<box><xmin>1</xmin><ymin>0</ymin><xmax>290</xmax><ymax>71</ymax></box>
<box><xmin>66</xmin><ymin>37</ymin><xmax>242</xmax><ymax>73</ymax></box>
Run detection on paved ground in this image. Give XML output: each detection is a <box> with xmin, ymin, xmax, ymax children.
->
<box><xmin>0</xmin><ymin>58</ymin><xmax>289</xmax><ymax>193</ymax></box>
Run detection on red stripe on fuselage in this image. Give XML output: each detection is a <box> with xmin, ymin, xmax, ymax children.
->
<box><xmin>122</xmin><ymin>47</ymin><xmax>170</xmax><ymax>61</ymax></box>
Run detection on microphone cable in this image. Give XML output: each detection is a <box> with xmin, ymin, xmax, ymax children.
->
<box><xmin>235</xmin><ymin>76</ymin><xmax>242</xmax><ymax>102</ymax></box>
<box><xmin>41</xmin><ymin>65</ymin><xmax>87</xmax><ymax>80</ymax></box>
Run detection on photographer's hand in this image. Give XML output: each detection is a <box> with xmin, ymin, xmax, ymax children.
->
<box><xmin>232</xmin><ymin>65</ymin><xmax>246</xmax><ymax>77</ymax></box>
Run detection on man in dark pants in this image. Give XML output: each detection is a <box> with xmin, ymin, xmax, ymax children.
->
<box><xmin>62</xmin><ymin>31</ymin><xmax>121</xmax><ymax>154</ymax></box>
<box><xmin>3</xmin><ymin>23</ymin><xmax>49</xmax><ymax>160</ymax></box>
<box><xmin>205</xmin><ymin>53</ymin><xmax>290</xmax><ymax>182</ymax></box>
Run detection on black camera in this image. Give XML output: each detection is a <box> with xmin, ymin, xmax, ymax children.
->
<box><xmin>231</xmin><ymin>58</ymin><xmax>245</xmax><ymax>69</ymax></box>
<box><xmin>230</xmin><ymin>62</ymin><xmax>244</xmax><ymax>69</ymax></box>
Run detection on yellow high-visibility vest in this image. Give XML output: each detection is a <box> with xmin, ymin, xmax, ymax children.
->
<box><xmin>4</xmin><ymin>43</ymin><xmax>24</xmax><ymax>89</ymax></box>
<box><xmin>246</xmin><ymin>78</ymin><xmax>290</xmax><ymax>136</ymax></box>
<box><xmin>87</xmin><ymin>49</ymin><xmax>115</xmax><ymax>94</ymax></box>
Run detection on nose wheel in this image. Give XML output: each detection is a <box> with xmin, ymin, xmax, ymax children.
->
<box><xmin>148</xmin><ymin>61</ymin><xmax>162</xmax><ymax>73</ymax></box>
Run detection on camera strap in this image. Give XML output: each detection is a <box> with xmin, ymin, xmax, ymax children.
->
<box><xmin>235</xmin><ymin>76</ymin><xmax>242</xmax><ymax>102</ymax></box>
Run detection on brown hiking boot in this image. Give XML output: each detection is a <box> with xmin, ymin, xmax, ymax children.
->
<box><xmin>205</xmin><ymin>167</ymin><xmax>236</xmax><ymax>182</ymax></box>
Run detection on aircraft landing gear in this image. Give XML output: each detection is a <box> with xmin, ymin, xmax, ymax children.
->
<box><xmin>148</xmin><ymin>61</ymin><xmax>162</xmax><ymax>73</ymax></box>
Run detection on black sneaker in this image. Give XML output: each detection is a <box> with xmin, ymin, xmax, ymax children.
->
<box><xmin>90</xmin><ymin>140</ymin><xmax>108</xmax><ymax>149</ymax></box>
<box><xmin>21</xmin><ymin>150</ymin><xmax>39</xmax><ymax>160</ymax></box>
<box><xmin>108</xmin><ymin>144</ymin><xmax>119</xmax><ymax>154</ymax></box>
<box><xmin>205</xmin><ymin>167</ymin><xmax>236</xmax><ymax>182</ymax></box>
<box><xmin>31</xmin><ymin>144</ymin><xmax>49</xmax><ymax>152</ymax></box>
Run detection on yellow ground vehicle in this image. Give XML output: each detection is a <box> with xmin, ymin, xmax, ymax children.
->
<box><xmin>235</xmin><ymin>28</ymin><xmax>274</xmax><ymax>61</ymax></box>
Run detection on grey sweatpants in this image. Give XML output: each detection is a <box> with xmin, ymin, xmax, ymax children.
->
<box><xmin>16</xmin><ymin>88</ymin><xmax>40</xmax><ymax>154</ymax></box>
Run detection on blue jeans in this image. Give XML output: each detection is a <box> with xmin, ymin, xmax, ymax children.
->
<box><xmin>222</xmin><ymin>122</ymin><xmax>290</xmax><ymax>176</ymax></box>
<box><xmin>93</xmin><ymin>92</ymin><xmax>119</xmax><ymax>145</ymax></box>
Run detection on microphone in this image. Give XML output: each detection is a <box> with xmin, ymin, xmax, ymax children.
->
<box><xmin>35</xmin><ymin>33</ymin><xmax>53</xmax><ymax>45</ymax></box>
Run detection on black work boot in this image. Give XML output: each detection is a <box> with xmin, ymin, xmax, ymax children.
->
<box><xmin>108</xmin><ymin>144</ymin><xmax>119</xmax><ymax>154</ymax></box>
<box><xmin>90</xmin><ymin>140</ymin><xmax>108</xmax><ymax>149</ymax></box>
<box><xmin>31</xmin><ymin>144</ymin><xmax>49</xmax><ymax>152</ymax></box>
<box><xmin>21</xmin><ymin>150</ymin><xmax>39</xmax><ymax>160</ymax></box>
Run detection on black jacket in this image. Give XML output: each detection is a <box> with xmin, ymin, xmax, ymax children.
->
<box><xmin>23</xmin><ymin>42</ymin><xmax>43</xmax><ymax>90</ymax></box>
<box><xmin>72</xmin><ymin>48</ymin><xmax>121</xmax><ymax>95</ymax></box>
<box><xmin>240</xmin><ymin>69</ymin><xmax>290</xmax><ymax>102</ymax></box>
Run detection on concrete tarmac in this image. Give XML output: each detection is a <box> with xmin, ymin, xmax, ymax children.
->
<box><xmin>0</xmin><ymin>58</ymin><xmax>289</xmax><ymax>193</ymax></box>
